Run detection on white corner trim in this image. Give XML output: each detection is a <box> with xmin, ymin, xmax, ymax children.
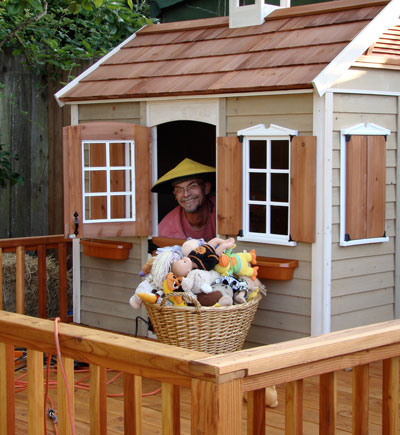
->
<box><xmin>311</xmin><ymin>92</ymin><xmax>333</xmax><ymax>336</ymax></box>
<box><xmin>54</xmin><ymin>26</ymin><xmax>148</xmax><ymax>107</ymax></box>
<box><xmin>312</xmin><ymin>0</ymin><xmax>400</xmax><ymax>96</ymax></box>
<box><xmin>237</xmin><ymin>123</ymin><xmax>298</xmax><ymax>136</ymax></box>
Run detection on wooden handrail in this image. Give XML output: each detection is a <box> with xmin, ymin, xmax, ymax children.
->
<box><xmin>0</xmin><ymin>312</ymin><xmax>399</xmax><ymax>433</ymax></box>
<box><xmin>0</xmin><ymin>235</ymin><xmax>72</xmax><ymax>321</ymax></box>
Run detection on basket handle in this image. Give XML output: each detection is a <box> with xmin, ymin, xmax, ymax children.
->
<box><xmin>159</xmin><ymin>292</ymin><xmax>202</xmax><ymax>312</ymax></box>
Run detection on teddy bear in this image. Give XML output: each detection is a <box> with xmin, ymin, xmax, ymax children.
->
<box><xmin>180</xmin><ymin>269</ymin><xmax>220</xmax><ymax>295</ymax></box>
<box><xmin>213</xmin><ymin>276</ymin><xmax>249</xmax><ymax>304</ymax></box>
<box><xmin>195</xmin><ymin>282</ymin><xmax>235</xmax><ymax>306</ymax></box>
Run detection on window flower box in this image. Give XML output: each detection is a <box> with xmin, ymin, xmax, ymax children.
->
<box><xmin>81</xmin><ymin>239</ymin><xmax>132</xmax><ymax>260</ymax></box>
<box><xmin>256</xmin><ymin>256</ymin><xmax>298</xmax><ymax>280</ymax></box>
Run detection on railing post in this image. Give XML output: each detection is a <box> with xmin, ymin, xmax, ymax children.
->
<box><xmin>27</xmin><ymin>349</ymin><xmax>44</xmax><ymax>434</ymax></box>
<box><xmin>0</xmin><ymin>342</ymin><xmax>15</xmax><ymax>434</ymax></box>
<box><xmin>16</xmin><ymin>245</ymin><xmax>25</xmax><ymax>314</ymax></box>
<box><xmin>286</xmin><ymin>380</ymin><xmax>303</xmax><ymax>435</ymax></box>
<box><xmin>319</xmin><ymin>372</ymin><xmax>336</xmax><ymax>435</ymax></box>
<box><xmin>0</xmin><ymin>247</ymin><xmax>3</xmax><ymax>310</ymax></box>
<box><xmin>246</xmin><ymin>388</ymin><xmax>265</xmax><ymax>435</ymax></box>
<box><xmin>90</xmin><ymin>364</ymin><xmax>107</xmax><ymax>435</ymax></box>
<box><xmin>352</xmin><ymin>364</ymin><xmax>369</xmax><ymax>434</ymax></box>
<box><xmin>57</xmin><ymin>356</ymin><xmax>75</xmax><ymax>435</ymax></box>
<box><xmin>58</xmin><ymin>242</ymin><xmax>69</xmax><ymax>321</ymax></box>
<box><xmin>382</xmin><ymin>357</ymin><xmax>399</xmax><ymax>435</ymax></box>
<box><xmin>123</xmin><ymin>373</ymin><xmax>142</xmax><ymax>435</ymax></box>
<box><xmin>37</xmin><ymin>245</ymin><xmax>47</xmax><ymax>318</ymax></box>
<box><xmin>162</xmin><ymin>382</ymin><xmax>180</xmax><ymax>435</ymax></box>
<box><xmin>191</xmin><ymin>378</ymin><xmax>242</xmax><ymax>435</ymax></box>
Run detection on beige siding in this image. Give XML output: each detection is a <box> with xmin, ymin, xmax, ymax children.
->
<box><xmin>78</xmin><ymin>102</ymin><xmax>141</xmax><ymax>123</ymax></box>
<box><xmin>76</xmin><ymin>102</ymin><xmax>146</xmax><ymax>335</ymax></box>
<box><xmin>227</xmin><ymin>93</ymin><xmax>314</xmax><ymax>345</ymax></box>
<box><xmin>80</xmin><ymin>237</ymin><xmax>147</xmax><ymax>335</ymax></box>
<box><xmin>331</xmin><ymin>90</ymin><xmax>398</xmax><ymax>332</ymax></box>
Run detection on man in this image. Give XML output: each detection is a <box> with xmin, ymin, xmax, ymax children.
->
<box><xmin>151</xmin><ymin>158</ymin><xmax>216</xmax><ymax>239</ymax></box>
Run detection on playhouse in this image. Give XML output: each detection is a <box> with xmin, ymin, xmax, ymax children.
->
<box><xmin>56</xmin><ymin>0</ymin><xmax>400</xmax><ymax>346</ymax></box>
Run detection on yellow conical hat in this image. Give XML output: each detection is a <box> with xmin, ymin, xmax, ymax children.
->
<box><xmin>151</xmin><ymin>158</ymin><xmax>215</xmax><ymax>194</ymax></box>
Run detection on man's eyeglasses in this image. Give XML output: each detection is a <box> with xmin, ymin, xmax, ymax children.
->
<box><xmin>173</xmin><ymin>181</ymin><xmax>203</xmax><ymax>196</ymax></box>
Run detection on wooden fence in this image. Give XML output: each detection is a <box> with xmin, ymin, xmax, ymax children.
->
<box><xmin>0</xmin><ymin>51</ymin><xmax>91</xmax><ymax>238</ymax></box>
<box><xmin>0</xmin><ymin>311</ymin><xmax>399</xmax><ymax>433</ymax></box>
<box><xmin>0</xmin><ymin>234</ymin><xmax>72</xmax><ymax>321</ymax></box>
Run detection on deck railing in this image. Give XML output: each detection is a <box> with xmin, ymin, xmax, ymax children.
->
<box><xmin>0</xmin><ymin>235</ymin><xmax>72</xmax><ymax>321</ymax></box>
<box><xmin>0</xmin><ymin>312</ymin><xmax>399</xmax><ymax>434</ymax></box>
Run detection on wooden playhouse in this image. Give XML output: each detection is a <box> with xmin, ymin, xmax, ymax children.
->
<box><xmin>55</xmin><ymin>0</ymin><xmax>400</xmax><ymax>346</ymax></box>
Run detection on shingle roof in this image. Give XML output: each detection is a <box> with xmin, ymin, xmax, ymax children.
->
<box><xmin>57</xmin><ymin>0</ymin><xmax>398</xmax><ymax>104</ymax></box>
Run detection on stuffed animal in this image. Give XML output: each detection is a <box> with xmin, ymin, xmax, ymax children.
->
<box><xmin>140</xmin><ymin>256</ymin><xmax>155</xmax><ymax>277</ymax></box>
<box><xmin>162</xmin><ymin>272</ymin><xmax>186</xmax><ymax>306</ymax></box>
<box><xmin>181</xmin><ymin>269</ymin><xmax>220</xmax><ymax>295</ymax></box>
<box><xmin>172</xmin><ymin>237</ymin><xmax>236</xmax><ymax>276</ymax></box>
<box><xmin>215</xmin><ymin>248</ymin><xmax>259</xmax><ymax>281</ymax></box>
<box><xmin>129</xmin><ymin>280</ymin><xmax>155</xmax><ymax>309</ymax></box>
<box><xmin>208</xmin><ymin>282</ymin><xmax>234</xmax><ymax>306</ymax></box>
<box><xmin>150</xmin><ymin>246</ymin><xmax>182</xmax><ymax>289</ymax></box>
<box><xmin>180</xmin><ymin>237</ymin><xmax>236</xmax><ymax>271</ymax></box>
<box><xmin>213</xmin><ymin>276</ymin><xmax>248</xmax><ymax>304</ymax></box>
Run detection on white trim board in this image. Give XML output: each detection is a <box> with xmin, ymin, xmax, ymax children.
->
<box><xmin>313</xmin><ymin>0</ymin><xmax>400</xmax><ymax>96</ymax></box>
<box><xmin>56</xmin><ymin>89</ymin><xmax>313</xmax><ymax>106</ymax></box>
<box><xmin>54</xmin><ymin>28</ymin><xmax>145</xmax><ymax>107</ymax></box>
<box><xmin>311</xmin><ymin>91</ymin><xmax>333</xmax><ymax>336</ymax></box>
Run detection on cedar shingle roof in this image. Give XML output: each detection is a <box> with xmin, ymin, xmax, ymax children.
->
<box><xmin>58</xmin><ymin>0</ymin><xmax>399</xmax><ymax>103</ymax></box>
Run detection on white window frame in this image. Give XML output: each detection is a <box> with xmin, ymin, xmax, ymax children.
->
<box><xmin>340</xmin><ymin>123</ymin><xmax>390</xmax><ymax>247</ymax></box>
<box><xmin>237</xmin><ymin>124</ymin><xmax>297</xmax><ymax>246</ymax></box>
<box><xmin>82</xmin><ymin>139</ymin><xmax>136</xmax><ymax>223</ymax></box>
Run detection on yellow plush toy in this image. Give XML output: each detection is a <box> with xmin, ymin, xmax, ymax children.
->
<box><xmin>215</xmin><ymin>248</ymin><xmax>259</xmax><ymax>281</ymax></box>
<box><xmin>162</xmin><ymin>272</ymin><xmax>186</xmax><ymax>306</ymax></box>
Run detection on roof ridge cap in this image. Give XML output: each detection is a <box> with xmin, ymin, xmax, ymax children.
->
<box><xmin>268</xmin><ymin>0</ymin><xmax>390</xmax><ymax>20</ymax></box>
<box><xmin>138</xmin><ymin>16</ymin><xmax>228</xmax><ymax>34</ymax></box>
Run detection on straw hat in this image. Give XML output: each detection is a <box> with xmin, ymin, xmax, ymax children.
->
<box><xmin>151</xmin><ymin>158</ymin><xmax>216</xmax><ymax>194</ymax></box>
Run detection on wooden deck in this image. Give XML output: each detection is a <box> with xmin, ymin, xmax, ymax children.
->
<box><xmin>12</xmin><ymin>357</ymin><xmax>397</xmax><ymax>434</ymax></box>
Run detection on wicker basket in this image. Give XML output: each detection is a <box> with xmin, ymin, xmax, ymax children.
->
<box><xmin>143</xmin><ymin>292</ymin><xmax>261</xmax><ymax>355</ymax></box>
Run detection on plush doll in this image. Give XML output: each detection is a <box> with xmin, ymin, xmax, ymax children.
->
<box><xmin>150</xmin><ymin>246</ymin><xmax>183</xmax><ymax>289</ymax></box>
<box><xmin>162</xmin><ymin>272</ymin><xmax>186</xmax><ymax>306</ymax></box>
<box><xmin>129</xmin><ymin>280</ymin><xmax>155</xmax><ymax>309</ymax></box>
<box><xmin>215</xmin><ymin>248</ymin><xmax>259</xmax><ymax>281</ymax></box>
<box><xmin>140</xmin><ymin>256</ymin><xmax>155</xmax><ymax>277</ymax></box>
<box><xmin>181</xmin><ymin>269</ymin><xmax>220</xmax><ymax>295</ymax></box>
<box><xmin>180</xmin><ymin>237</ymin><xmax>236</xmax><ymax>272</ymax></box>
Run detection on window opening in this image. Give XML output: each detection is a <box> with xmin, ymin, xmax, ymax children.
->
<box><xmin>82</xmin><ymin>140</ymin><xmax>135</xmax><ymax>223</ymax></box>
<box><xmin>239</xmin><ymin>124</ymin><xmax>297</xmax><ymax>245</ymax></box>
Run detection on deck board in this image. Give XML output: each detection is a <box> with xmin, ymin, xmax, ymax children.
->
<box><xmin>12</xmin><ymin>359</ymin><xmax>399</xmax><ymax>434</ymax></box>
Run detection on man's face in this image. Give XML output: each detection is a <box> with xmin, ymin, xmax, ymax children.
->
<box><xmin>173</xmin><ymin>178</ymin><xmax>211</xmax><ymax>213</ymax></box>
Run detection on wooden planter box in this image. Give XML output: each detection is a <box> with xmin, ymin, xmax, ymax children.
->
<box><xmin>256</xmin><ymin>257</ymin><xmax>299</xmax><ymax>280</ymax></box>
<box><xmin>81</xmin><ymin>239</ymin><xmax>132</xmax><ymax>260</ymax></box>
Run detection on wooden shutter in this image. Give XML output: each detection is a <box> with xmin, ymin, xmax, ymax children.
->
<box><xmin>290</xmin><ymin>136</ymin><xmax>316</xmax><ymax>243</ymax></box>
<box><xmin>346</xmin><ymin>135</ymin><xmax>386</xmax><ymax>240</ymax></box>
<box><xmin>217</xmin><ymin>136</ymin><xmax>242</xmax><ymax>236</ymax></box>
<box><xmin>63</xmin><ymin>122</ymin><xmax>152</xmax><ymax>238</ymax></box>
